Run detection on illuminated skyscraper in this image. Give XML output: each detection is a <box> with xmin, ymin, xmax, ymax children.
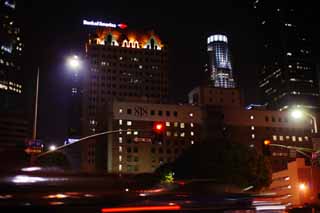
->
<box><xmin>207</xmin><ymin>34</ymin><xmax>235</xmax><ymax>88</ymax></box>
<box><xmin>82</xmin><ymin>24</ymin><xmax>168</xmax><ymax>135</ymax></box>
<box><xmin>0</xmin><ymin>0</ymin><xmax>23</xmax><ymax>109</ymax></box>
<box><xmin>253</xmin><ymin>0</ymin><xmax>319</xmax><ymax>110</ymax></box>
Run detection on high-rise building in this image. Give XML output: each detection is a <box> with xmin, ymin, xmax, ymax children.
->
<box><xmin>82</xmin><ymin>26</ymin><xmax>169</xmax><ymax>136</ymax></box>
<box><xmin>207</xmin><ymin>34</ymin><xmax>235</xmax><ymax>88</ymax></box>
<box><xmin>0</xmin><ymin>0</ymin><xmax>23</xmax><ymax>110</ymax></box>
<box><xmin>253</xmin><ymin>0</ymin><xmax>319</xmax><ymax>110</ymax></box>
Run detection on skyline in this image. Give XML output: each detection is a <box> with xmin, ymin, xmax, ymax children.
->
<box><xmin>14</xmin><ymin>0</ymin><xmax>320</xmax><ymax>142</ymax></box>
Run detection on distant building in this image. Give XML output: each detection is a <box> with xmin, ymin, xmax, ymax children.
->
<box><xmin>63</xmin><ymin>101</ymin><xmax>202</xmax><ymax>173</ymax></box>
<box><xmin>0</xmin><ymin>0</ymin><xmax>29</xmax><ymax>162</ymax></box>
<box><xmin>252</xmin><ymin>0</ymin><xmax>319</xmax><ymax>110</ymax></box>
<box><xmin>0</xmin><ymin>0</ymin><xmax>23</xmax><ymax>109</ymax></box>
<box><xmin>82</xmin><ymin>27</ymin><xmax>169</xmax><ymax>136</ymax></box>
<box><xmin>188</xmin><ymin>86</ymin><xmax>243</xmax><ymax>108</ymax></box>
<box><xmin>207</xmin><ymin>34</ymin><xmax>235</xmax><ymax>88</ymax></box>
<box><xmin>268</xmin><ymin>158</ymin><xmax>320</xmax><ymax>207</ymax></box>
<box><xmin>188</xmin><ymin>86</ymin><xmax>315</xmax><ymax>172</ymax></box>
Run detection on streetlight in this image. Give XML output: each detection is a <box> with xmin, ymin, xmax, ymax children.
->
<box><xmin>67</xmin><ymin>55</ymin><xmax>81</xmax><ymax>71</ymax></box>
<box><xmin>290</xmin><ymin>109</ymin><xmax>317</xmax><ymax>134</ymax></box>
<box><xmin>49</xmin><ymin>145</ymin><xmax>56</xmax><ymax>151</ymax></box>
<box><xmin>299</xmin><ymin>183</ymin><xmax>307</xmax><ymax>191</ymax></box>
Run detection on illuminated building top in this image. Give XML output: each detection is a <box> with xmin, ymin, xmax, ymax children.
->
<box><xmin>87</xmin><ymin>28</ymin><xmax>164</xmax><ymax>50</ymax></box>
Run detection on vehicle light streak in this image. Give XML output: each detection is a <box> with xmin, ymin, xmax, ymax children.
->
<box><xmin>101</xmin><ymin>205</ymin><xmax>181</xmax><ymax>213</ymax></box>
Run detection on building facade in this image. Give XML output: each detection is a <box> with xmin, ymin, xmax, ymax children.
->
<box><xmin>207</xmin><ymin>34</ymin><xmax>235</xmax><ymax>88</ymax></box>
<box><xmin>252</xmin><ymin>0</ymin><xmax>319</xmax><ymax>110</ymax></box>
<box><xmin>82</xmin><ymin>27</ymin><xmax>169</xmax><ymax>136</ymax></box>
<box><xmin>188</xmin><ymin>86</ymin><xmax>243</xmax><ymax>108</ymax></box>
<box><xmin>268</xmin><ymin>158</ymin><xmax>320</xmax><ymax>207</ymax></box>
<box><xmin>71</xmin><ymin>101</ymin><xmax>202</xmax><ymax>173</ymax></box>
<box><xmin>0</xmin><ymin>0</ymin><xmax>23</xmax><ymax>110</ymax></box>
<box><xmin>188</xmin><ymin>85</ymin><xmax>315</xmax><ymax>172</ymax></box>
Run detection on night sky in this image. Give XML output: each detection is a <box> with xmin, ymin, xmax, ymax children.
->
<box><xmin>16</xmin><ymin>0</ymin><xmax>320</xmax><ymax>143</ymax></box>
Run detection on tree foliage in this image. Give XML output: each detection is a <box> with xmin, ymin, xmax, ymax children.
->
<box><xmin>156</xmin><ymin>139</ymin><xmax>272</xmax><ymax>191</ymax></box>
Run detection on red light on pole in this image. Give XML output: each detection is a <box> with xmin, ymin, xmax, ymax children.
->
<box><xmin>153</xmin><ymin>122</ymin><xmax>165</xmax><ymax>133</ymax></box>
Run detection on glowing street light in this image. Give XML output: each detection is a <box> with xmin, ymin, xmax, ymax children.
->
<box><xmin>291</xmin><ymin>109</ymin><xmax>303</xmax><ymax>119</ymax></box>
<box><xmin>299</xmin><ymin>183</ymin><xmax>307</xmax><ymax>191</ymax></box>
<box><xmin>49</xmin><ymin>145</ymin><xmax>56</xmax><ymax>151</ymax></box>
<box><xmin>67</xmin><ymin>55</ymin><xmax>81</xmax><ymax>71</ymax></box>
<box><xmin>290</xmin><ymin>109</ymin><xmax>317</xmax><ymax>133</ymax></box>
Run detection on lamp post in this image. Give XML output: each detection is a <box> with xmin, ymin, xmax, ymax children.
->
<box><xmin>290</xmin><ymin>109</ymin><xmax>317</xmax><ymax>134</ymax></box>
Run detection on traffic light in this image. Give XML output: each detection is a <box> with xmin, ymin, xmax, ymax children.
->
<box><xmin>262</xmin><ymin>139</ymin><xmax>271</xmax><ymax>156</ymax></box>
<box><xmin>152</xmin><ymin>122</ymin><xmax>165</xmax><ymax>143</ymax></box>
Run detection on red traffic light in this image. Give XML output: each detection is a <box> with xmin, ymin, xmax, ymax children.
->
<box><xmin>264</xmin><ymin>140</ymin><xmax>271</xmax><ymax>145</ymax></box>
<box><xmin>153</xmin><ymin>122</ymin><xmax>165</xmax><ymax>133</ymax></box>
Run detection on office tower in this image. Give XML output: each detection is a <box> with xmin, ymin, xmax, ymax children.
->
<box><xmin>207</xmin><ymin>34</ymin><xmax>235</xmax><ymax>88</ymax></box>
<box><xmin>82</xmin><ymin>27</ymin><xmax>169</xmax><ymax>135</ymax></box>
<box><xmin>253</xmin><ymin>0</ymin><xmax>319</xmax><ymax>110</ymax></box>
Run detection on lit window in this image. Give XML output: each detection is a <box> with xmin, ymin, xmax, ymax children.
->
<box><xmin>119</xmin><ymin>137</ymin><xmax>123</xmax><ymax>143</ymax></box>
<box><xmin>286</xmin><ymin>52</ymin><xmax>292</xmax><ymax>56</ymax></box>
<box><xmin>180</xmin><ymin>132</ymin><xmax>185</xmax><ymax>137</ymax></box>
<box><xmin>190</xmin><ymin>123</ymin><xmax>194</xmax><ymax>127</ymax></box>
<box><xmin>180</xmin><ymin>123</ymin><xmax>185</xmax><ymax>128</ymax></box>
<box><xmin>127</xmin><ymin>131</ymin><xmax>132</xmax><ymax>135</ymax></box>
<box><xmin>166</xmin><ymin>122</ymin><xmax>170</xmax><ymax>127</ymax></box>
<box><xmin>133</xmin><ymin>131</ymin><xmax>138</xmax><ymax>135</ymax></box>
<box><xmin>119</xmin><ymin>155</ymin><xmax>122</xmax><ymax>162</ymax></box>
<box><xmin>273</xmin><ymin>135</ymin><xmax>277</xmax><ymax>141</ymax></box>
<box><xmin>119</xmin><ymin>108</ymin><xmax>123</xmax><ymax>113</ymax></box>
<box><xmin>174</xmin><ymin>122</ymin><xmax>178</xmax><ymax>127</ymax></box>
<box><xmin>119</xmin><ymin>120</ymin><xmax>122</xmax><ymax>125</ymax></box>
<box><xmin>166</xmin><ymin>131</ymin><xmax>171</xmax><ymax>136</ymax></box>
<box><xmin>251</xmin><ymin>134</ymin><xmax>255</xmax><ymax>139</ymax></box>
<box><xmin>250</xmin><ymin>115</ymin><xmax>254</xmax><ymax>120</ymax></box>
<box><xmin>119</xmin><ymin>164</ymin><xmax>122</xmax><ymax>171</ymax></box>
<box><xmin>304</xmin><ymin>136</ymin><xmax>309</xmax><ymax>141</ymax></box>
<box><xmin>127</xmin><ymin>121</ymin><xmax>132</xmax><ymax>126</ymax></box>
<box><xmin>251</xmin><ymin>126</ymin><xmax>255</xmax><ymax>130</ymax></box>
<box><xmin>139</xmin><ymin>65</ymin><xmax>143</xmax><ymax>69</ymax></box>
<box><xmin>190</xmin><ymin>131</ymin><xmax>194</xmax><ymax>136</ymax></box>
<box><xmin>119</xmin><ymin>146</ymin><xmax>122</xmax><ymax>152</ymax></box>
<box><xmin>191</xmin><ymin>140</ymin><xmax>194</xmax><ymax>145</ymax></box>
<box><xmin>174</xmin><ymin>132</ymin><xmax>178</xmax><ymax>137</ymax></box>
<box><xmin>279</xmin><ymin>136</ymin><xmax>284</xmax><ymax>141</ymax></box>
<box><xmin>298</xmin><ymin>137</ymin><xmax>303</xmax><ymax>142</ymax></box>
<box><xmin>292</xmin><ymin>136</ymin><xmax>296</xmax><ymax>142</ymax></box>
<box><xmin>189</xmin><ymin>113</ymin><xmax>194</xmax><ymax>117</ymax></box>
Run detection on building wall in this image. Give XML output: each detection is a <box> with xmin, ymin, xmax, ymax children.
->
<box><xmin>222</xmin><ymin>108</ymin><xmax>313</xmax><ymax>171</ymax></box>
<box><xmin>82</xmin><ymin>29</ymin><xmax>169</xmax><ymax>137</ymax></box>
<box><xmin>268</xmin><ymin>158</ymin><xmax>320</xmax><ymax>207</ymax></box>
<box><xmin>188</xmin><ymin>86</ymin><xmax>242</xmax><ymax>108</ymax></box>
<box><xmin>82</xmin><ymin>101</ymin><xmax>202</xmax><ymax>174</ymax></box>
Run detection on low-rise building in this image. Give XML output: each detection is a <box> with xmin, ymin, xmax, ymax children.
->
<box><xmin>268</xmin><ymin>158</ymin><xmax>320</xmax><ymax>207</ymax></box>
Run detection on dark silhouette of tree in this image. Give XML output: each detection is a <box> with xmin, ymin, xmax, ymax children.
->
<box><xmin>156</xmin><ymin>139</ymin><xmax>272</xmax><ymax>191</ymax></box>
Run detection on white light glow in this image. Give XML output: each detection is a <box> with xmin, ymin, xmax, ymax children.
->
<box><xmin>256</xmin><ymin>205</ymin><xmax>286</xmax><ymax>211</ymax></box>
<box><xmin>49</xmin><ymin>145</ymin><xmax>56</xmax><ymax>151</ymax></box>
<box><xmin>291</xmin><ymin>110</ymin><xmax>303</xmax><ymax>119</ymax></box>
<box><xmin>12</xmin><ymin>175</ymin><xmax>47</xmax><ymax>183</ymax></box>
<box><xmin>67</xmin><ymin>55</ymin><xmax>81</xmax><ymax>70</ymax></box>
<box><xmin>21</xmin><ymin>167</ymin><xmax>42</xmax><ymax>172</ymax></box>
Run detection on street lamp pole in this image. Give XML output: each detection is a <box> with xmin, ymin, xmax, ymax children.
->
<box><xmin>32</xmin><ymin>67</ymin><xmax>39</xmax><ymax>140</ymax></box>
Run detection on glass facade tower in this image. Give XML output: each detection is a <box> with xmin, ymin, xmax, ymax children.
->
<box><xmin>253</xmin><ymin>0</ymin><xmax>319</xmax><ymax>110</ymax></box>
<box><xmin>0</xmin><ymin>0</ymin><xmax>23</xmax><ymax>110</ymax></box>
<box><xmin>207</xmin><ymin>34</ymin><xmax>235</xmax><ymax>88</ymax></box>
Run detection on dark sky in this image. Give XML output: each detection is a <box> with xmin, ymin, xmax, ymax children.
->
<box><xmin>16</xmin><ymin>0</ymin><xmax>320</xmax><ymax>143</ymax></box>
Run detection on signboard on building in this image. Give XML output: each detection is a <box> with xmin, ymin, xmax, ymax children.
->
<box><xmin>25</xmin><ymin>139</ymin><xmax>43</xmax><ymax>154</ymax></box>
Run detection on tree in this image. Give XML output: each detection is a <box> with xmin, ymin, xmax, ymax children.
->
<box><xmin>156</xmin><ymin>138</ymin><xmax>272</xmax><ymax>191</ymax></box>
